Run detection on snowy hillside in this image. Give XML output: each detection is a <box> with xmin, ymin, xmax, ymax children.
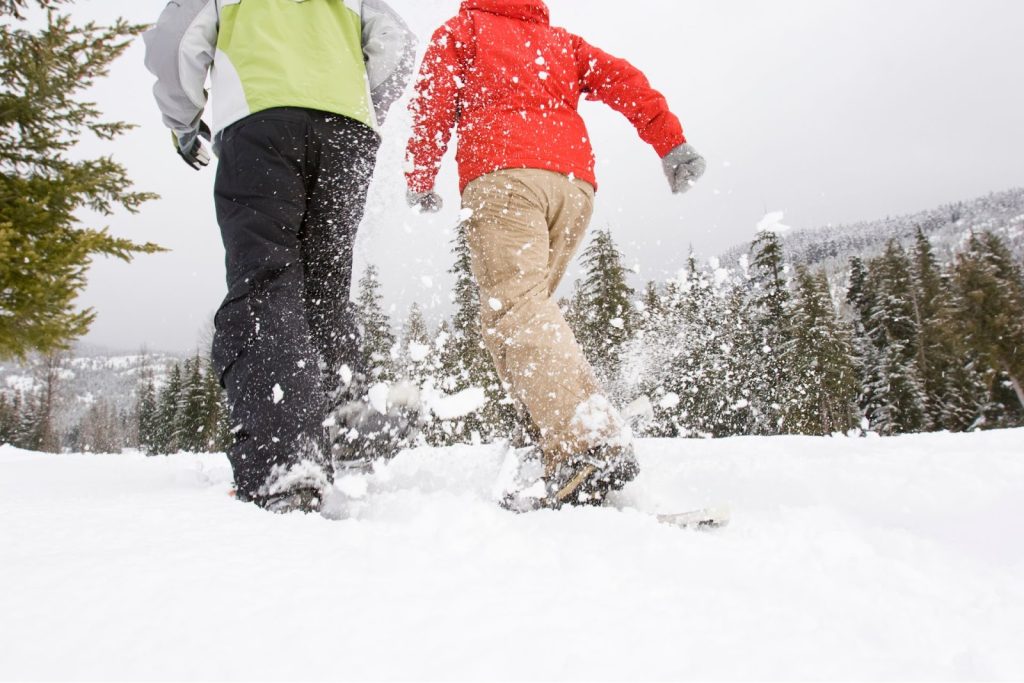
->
<box><xmin>0</xmin><ymin>352</ymin><xmax>180</xmax><ymax>428</ymax></box>
<box><xmin>722</xmin><ymin>187</ymin><xmax>1024</xmax><ymax>274</ymax></box>
<box><xmin>3</xmin><ymin>430</ymin><xmax>1023</xmax><ymax>680</ymax></box>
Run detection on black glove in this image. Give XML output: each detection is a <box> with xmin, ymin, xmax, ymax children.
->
<box><xmin>174</xmin><ymin>121</ymin><xmax>212</xmax><ymax>171</ymax></box>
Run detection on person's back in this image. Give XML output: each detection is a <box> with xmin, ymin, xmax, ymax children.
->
<box><xmin>147</xmin><ymin>0</ymin><xmax>415</xmax><ymax>148</ymax></box>
<box><xmin>144</xmin><ymin>0</ymin><xmax>417</xmax><ymax>514</ymax></box>
<box><xmin>211</xmin><ymin>0</ymin><xmax>376</xmax><ymax>133</ymax></box>
<box><xmin>405</xmin><ymin>0</ymin><xmax>706</xmax><ymax>510</ymax></box>
<box><xmin>407</xmin><ymin>0</ymin><xmax>691</xmax><ymax>196</ymax></box>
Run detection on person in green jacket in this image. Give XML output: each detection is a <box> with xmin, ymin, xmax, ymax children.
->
<box><xmin>144</xmin><ymin>0</ymin><xmax>416</xmax><ymax>514</ymax></box>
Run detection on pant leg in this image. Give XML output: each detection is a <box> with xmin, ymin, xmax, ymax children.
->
<box><xmin>301</xmin><ymin>114</ymin><xmax>381</xmax><ymax>398</ymax></box>
<box><xmin>211</xmin><ymin>109</ymin><xmax>330</xmax><ymax>500</ymax></box>
<box><xmin>461</xmin><ymin>169</ymin><xmax>622</xmax><ymax>471</ymax></box>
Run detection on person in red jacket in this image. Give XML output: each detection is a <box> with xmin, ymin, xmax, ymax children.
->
<box><xmin>405</xmin><ymin>0</ymin><xmax>705</xmax><ymax>510</ymax></box>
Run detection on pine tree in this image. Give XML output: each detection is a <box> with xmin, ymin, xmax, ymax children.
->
<box><xmin>136</xmin><ymin>369</ymin><xmax>159</xmax><ymax>454</ymax></box>
<box><xmin>950</xmin><ymin>233</ymin><xmax>1024</xmax><ymax>418</ymax></box>
<box><xmin>563</xmin><ymin>280</ymin><xmax>587</xmax><ymax>340</ymax></box>
<box><xmin>14</xmin><ymin>388</ymin><xmax>41</xmax><ymax>450</ymax></box>
<box><xmin>576</xmin><ymin>229</ymin><xmax>636</xmax><ymax>382</ymax></box>
<box><xmin>0</xmin><ymin>391</ymin><xmax>15</xmax><ymax>444</ymax></box>
<box><xmin>176</xmin><ymin>356</ymin><xmax>207</xmax><ymax>452</ymax></box>
<box><xmin>0</xmin><ymin>2</ymin><xmax>161</xmax><ymax>358</ymax></box>
<box><xmin>355</xmin><ymin>264</ymin><xmax>396</xmax><ymax>382</ymax></box>
<box><xmin>400</xmin><ymin>302</ymin><xmax>431</xmax><ymax>375</ymax></box>
<box><xmin>201</xmin><ymin>358</ymin><xmax>231</xmax><ymax>452</ymax></box>
<box><xmin>154</xmin><ymin>364</ymin><xmax>183</xmax><ymax>454</ymax></box>
<box><xmin>747</xmin><ymin>230</ymin><xmax>794</xmax><ymax>433</ymax></box>
<box><xmin>640</xmin><ymin>257</ymin><xmax>739</xmax><ymax>438</ymax></box>
<box><xmin>784</xmin><ymin>268</ymin><xmax>859</xmax><ymax>435</ymax></box>
<box><xmin>638</xmin><ymin>280</ymin><xmax>665</xmax><ymax>334</ymax></box>
<box><xmin>909</xmin><ymin>228</ymin><xmax>952</xmax><ymax>426</ymax></box>
<box><xmin>862</xmin><ymin>241</ymin><xmax>929</xmax><ymax>434</ymax></box>
<box><xmin>845</xmin><ymin>256</ymin><xmax>876</xmax><ymax>429</ymax></box>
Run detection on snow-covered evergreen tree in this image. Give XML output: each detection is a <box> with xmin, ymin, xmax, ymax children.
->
<box><xmin>950</xmin><ymin>233</ymin><xmax>1024</xmax><ymax>419</ymax></box>
<box><xmin>154</xmin><ymin>364</ymin><xmax>182</xmax><ymax>454</ymax></box>
<box><xmin>399</xmin><ymin>302</ymin><xmax>432</xmax><ymax>381</ymax></box>
<box><xmin>862</xmin><ymin>241</ymin><xmax>930</xmax><ymax>434</ymax></box>
<box><xmin>747</xmin><ymin>230</ymin><xmax>794</xmax><ymax>433</ymax></box>
<box><xmin>201</xmin><ymin>359</ymin><xmax>231</xmax><ymax>452</ymax></box>
<box><xmin>909</xmin><ymin>228</ymin><xmax>953</xmax><ymax>427</ymax></box>
<box><xmin>575</xmin><ymin>229</ymin><xmax>636</xmax><ymax>383</ymax></box>
<box><xmin>355</xmin><ymin>264</ymin><xmax>396</xmax><ymax>382</ymax></box>
<box><xmin>0</xmin><ymin>391</ymin><xmax>16</xmax><ymax>444</ymax></box>
<box><xmin>175</xmin><ymin>356</ymin><xmax>207</xmax><ymax>453</ymax></box>
<box><xmin>784</xmin><ymin>268</ymin><xmax>859</xmax><ymax>435</ymax></box>
<box><xmin>136</xmin><ymin>369</ymin><xmax>159</xmax><ymax>453</ymax></box>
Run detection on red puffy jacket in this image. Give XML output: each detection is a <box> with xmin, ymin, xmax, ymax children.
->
<box><xmin>405</xmin><ymin>0</ymin><xmax>687</xmax><ymax>194</ymax></box>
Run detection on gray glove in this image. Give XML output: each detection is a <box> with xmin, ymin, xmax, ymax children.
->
<box><xmin>174</xmin><ymin>121</ymin><xmax>212</xmax><ymax>171</ymax></box>
<box><xmin>407</xmin><ymin>190</ymin><xmax>444</xmax><ymax>214</ymax></box>
<box><xmin>661</xmin><ymin>143</ymin><xmax>706</xmax><ymax>194</ymax></box>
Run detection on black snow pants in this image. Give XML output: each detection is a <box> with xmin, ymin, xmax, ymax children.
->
<box><xmin>211</xmin><ymin>108</ymin><xmax>380</xmax><ymax>500</ymax></box>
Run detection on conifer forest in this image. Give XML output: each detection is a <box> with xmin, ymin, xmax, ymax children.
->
<box><xmin>3</xmin><ymin>190</ymin><xmax>1021</xmax><ymax>455</ymax></box>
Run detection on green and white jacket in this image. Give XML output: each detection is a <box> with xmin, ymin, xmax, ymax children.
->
<box><xmin>144</xmin><ymin>0</ymin><xmax>416</xmax><ymax>144</ymax></box>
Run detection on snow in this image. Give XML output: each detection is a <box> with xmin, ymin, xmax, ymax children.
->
<box><xmin>367</xmin><ymin>382</ymin><xmax>390</xmax><ymax>415</ymax></box>
<box><xmin>424</xmin><ymin>386</ymin><xmax>488</xmax><ymax>420</ymax></box>
<box><xmin>757</xmin><ymin>210</ymin><xmax>792</xmax><ymax>234</ymax></box>
<box><xmin>2</xmin><ymin>429</ymin><xmax>1024</xmax><ymax>680</ymax></box>
<box><xmin>658</xmin><ymin>392</ymin><xmax>681</xmax><ymax>409</ymax></box>
<box><xmin>407</xmin><ymin>341</ymin><xmax>431</xmax><ymax>363</ymax></box>
<box><xmin>4</xmin><ymin>374</ymin><xmax>34</xmax><ymax>392</ymax></box>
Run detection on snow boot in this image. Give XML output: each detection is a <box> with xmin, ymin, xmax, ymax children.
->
<box><xmin>236</xmin><ymin>487</ymin><xmax>324</xmax><ymax>514</ymax></box>
<box><xmin>545</xmin><ymin>444</ymin><xmax>640</xmax><ymax>508</ymax></box>
<box><xmin>501</xmin><ymin>443</ymin><xmax>640</xmax><ymax>512</ymax></box>
<box><xmin>260</xmin><ymin>487</ymin><xmax>324</xmax><ymax>514</ymax></box>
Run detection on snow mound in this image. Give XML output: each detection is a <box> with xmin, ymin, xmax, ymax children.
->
<box><xmin>2</xmin><ymin>430</ymin><xmax>1023</xmax><ymax>680</ymax></box>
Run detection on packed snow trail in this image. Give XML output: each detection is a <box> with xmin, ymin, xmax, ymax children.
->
<box><xmin>2</xmin><ymin>430</ymin><xmax>1023</xmax><ymax>681</ymax></box>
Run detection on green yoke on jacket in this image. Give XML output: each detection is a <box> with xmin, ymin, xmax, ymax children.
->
<box><xmin>144</xmin><ymin>0</ymin><xmax>416</xmax><ymax>143</ymax></box>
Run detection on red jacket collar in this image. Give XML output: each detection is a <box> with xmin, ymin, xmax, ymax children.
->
<box><xmin>460</xmin><ymin>0</ymin><xmax>550</xmax><ymax>24</ymax></box>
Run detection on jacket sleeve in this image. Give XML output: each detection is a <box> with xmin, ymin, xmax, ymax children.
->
<box><xmin>404</xmin><ymin>19</ymin><xmax>464</xmax><ymax>194</ymax></box>
<box><xmin>143</xmin><ymin>0</ymin><xmax>219</xmax><ymax>138</ymax></box>
<box><xmin>362</xmin><ymin>0</ymin><xmax>417</xmax><ymax>125</ymax></box>
<box><xmin>573</xmin><ymin>35</ymin><xmax>686</xmax><ymax>158</ymax></box>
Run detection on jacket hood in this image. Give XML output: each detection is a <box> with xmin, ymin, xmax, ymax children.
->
<box><xmin>460</xmin><ymin>0</ymin><xmax>550</xmax><ymax>24</ymax></box>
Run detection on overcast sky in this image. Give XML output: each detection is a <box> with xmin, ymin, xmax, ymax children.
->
<box><xmin>71</xmin><ymin>0</ymin><xmax>1024</xmax><ymax>354</ymax></box>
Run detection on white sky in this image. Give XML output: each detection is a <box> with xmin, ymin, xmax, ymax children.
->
<box><xmin>71</xmin><ymin>0</ymin><xmax>1024</xmax><ymax>353</ymax></box>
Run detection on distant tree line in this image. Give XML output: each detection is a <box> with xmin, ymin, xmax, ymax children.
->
<box><xmin>3</xmin><ymin>226</ymin><xmax>1021</xmax><ymax>456</ymax></box>
<box><xmin>1</xmin><ymin>354</ymin><xmax>230</xmax><ymax>454</ymax></box>
<box><xmin>356</xmin><ymin>225</ymin><xmax>1022</xmax><ymax>443</ymax></box>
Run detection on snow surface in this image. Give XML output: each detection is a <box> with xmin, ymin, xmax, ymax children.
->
<box><xmin>2</xmin><ymin>430</ymin><xmax>1024</xmax><ymax>681</ymax></box>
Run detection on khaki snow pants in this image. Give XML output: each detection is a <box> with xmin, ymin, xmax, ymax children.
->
<box><xmin>462</xmin><ymin>169</ymin><xmax>624</xmax><ymax>470</ymax></box>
